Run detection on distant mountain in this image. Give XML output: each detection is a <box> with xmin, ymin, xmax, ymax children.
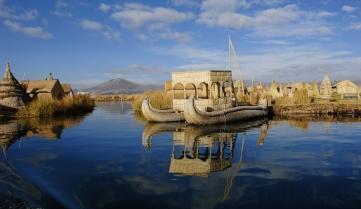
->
<box><xmin>84</xmin><ymin>78</ymin><xmax>162</xmax><ymax>94</ymax></box>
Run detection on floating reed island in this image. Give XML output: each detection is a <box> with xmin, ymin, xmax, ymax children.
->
<box><xmin>0</xmin><ymin>63</ymin><xmax>94</xmax><ymax>118</ymax></box>
<box><xmin>132</xmin><ymin>70</ymin><xmax>361</xmax><ymax>123</ymax></box>
<box><xmin>139</xmin><ymin>70</ymin><xmax>268</xmax><ymax>124</ymax></box>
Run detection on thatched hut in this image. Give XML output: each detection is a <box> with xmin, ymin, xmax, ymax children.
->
<box><xmin>267</xmin><ymin>81</ymin><xmax>283</xmax><ymax>99</ymax></box>
<box><xmin>22</xmin><ymin>73</ymin><xmax>65</xmax><ymax>100</ymax></box>
<box><xmin>61</xmin><ymin>83</ymin><xmax>74</xmax><ymax>97</ymax></box>
<box><xmin>336</xmin><ymin>80</ymin><xmax>360</xmax><ymax>99</ymax></box>
<box><xmin>0</xmin><ymin>63</ymin><xmax>29</xmax><ymax>109</ymax></box>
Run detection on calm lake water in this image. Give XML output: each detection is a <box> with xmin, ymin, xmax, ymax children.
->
<box><xmin>1</xmin><ymin>102</ymin><xmax>361</xmax><ymax>209</ymax></box>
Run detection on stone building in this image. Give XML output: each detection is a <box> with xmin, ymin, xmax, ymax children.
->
<box><xmin>22</xmin><ymin>73</ymin><xmax>65</xmax><ymax>100</ymax></box>
<box><xmin>320</xmin><ymin>74</ymin><xmax>332</xmax><ymax>98</ymax></box>
<box><xmin>171</xmin><ymin>70</ymin><xmax>234</xmax><ymax>111</ymax></box>
<box><xmin>0</xmin><ymin>63</ymin><xmax>29</xmax><ymax>109</ymax></box>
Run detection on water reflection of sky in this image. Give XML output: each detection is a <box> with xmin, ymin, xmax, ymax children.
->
<box><xmin>1</xmin><ymin>102</ymin><xmax>361</xmax><ymax>209</ymax></box>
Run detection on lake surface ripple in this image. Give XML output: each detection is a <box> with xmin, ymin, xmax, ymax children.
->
<box><xmin>1</xmin><ymin>102</ymin><xmax>361</xmax><ymax>209</ymax></box>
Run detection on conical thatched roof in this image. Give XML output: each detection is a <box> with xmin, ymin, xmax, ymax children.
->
<box><xmin>0</xmin><ymin>63</ymin><xmax>29</xmax><ymax>108</ymax></box>
<box><xmin>2</xmin><ymin>63</ymin><xmax>20</xmax><ymax>86</ymax></box>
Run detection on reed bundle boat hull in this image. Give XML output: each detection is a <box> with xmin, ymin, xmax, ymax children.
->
<box><xmin>141</xmin><ymin>97</ymin><xmax>185</xmax><ymax>122</ymax></box>
<box><xmin>184</xmin><ymin>98</ymin><xmax>268</xmax><ymax>125</ymax></box>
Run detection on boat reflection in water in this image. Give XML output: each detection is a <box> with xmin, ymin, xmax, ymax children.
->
<box><xmin>142</xmin><ymin>120</ymin><xmax>268</xmax><ymax>202</ymax></box>
<box><xmin>142</xmin><ymin>119</ymin><xmax>268</xmax><ymax>176</ymax></box>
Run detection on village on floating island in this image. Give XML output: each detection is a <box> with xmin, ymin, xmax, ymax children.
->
<box><xmin>164</xmin><ymin>70</ymin><xmax>360</xmax><ymax>108</ymax></box>
<box><xmin>0</xmin><ymin>63</ymin><xmax>74</xmax><ymax>110</ymax></box>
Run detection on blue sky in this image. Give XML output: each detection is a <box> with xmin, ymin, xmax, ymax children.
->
<box><xmin>0</xmin><ymin>0</ymin><xmax>361</xmax><ymax>88</ymax></box>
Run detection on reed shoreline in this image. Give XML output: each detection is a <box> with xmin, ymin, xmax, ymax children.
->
<box><xmin>2</xmin><ymin>95</ymin><xmax>95</xmax><ymax>118</ymax></box>
<box><xmin>273</xmin><ymin>103</ymin><xmax>361</xmax><ymax>116</ymax></box>
<box><xmin>92</xmin><ymin>92</ymin><xmax>361</xmax><ymax>118</ymax></box>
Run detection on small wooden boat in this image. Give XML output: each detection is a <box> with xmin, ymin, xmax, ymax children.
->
<box><xmin>184</xmin><ymin>97</ymin><xmax>268</xmax><ymax>125</ymax></box>
<box><xmin>141</xmin><ymin>97</ymin><xmax>185</xmax><ymax>122</ymax></box>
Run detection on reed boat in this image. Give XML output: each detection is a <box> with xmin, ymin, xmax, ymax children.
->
<box><xmin>184</xmin><ymin>97</ymin><xmax>268</xmax><ymax>125</ymax></box>
<box><xmin>141</xmin><ymin>97</ymin><xmax>185</xmax><ymax>122</ymax></box>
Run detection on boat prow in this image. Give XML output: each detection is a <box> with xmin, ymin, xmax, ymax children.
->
<box><xmin>184</xmin><ymin>97</ymin><xmax>268</xmax><ymax>125</ymax></box>
<box><xmin>142</xmin><ymin>122</ymin><xmax>185</xmax><ymax>150</ymax></box>
<box><xmin>141</xmin><ymin>97</ymin><xmax>185</xmax><ymax>122</ymax></box>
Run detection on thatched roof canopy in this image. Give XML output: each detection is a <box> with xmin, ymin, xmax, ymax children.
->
<box><xmin>22</xmin><ymin>80</ymin><xmax>59</xmax><ymax>94</ymax></box>
<box><xmin>1</xmin><ymin>63</ymin><xmax>21</xmax><ymax>86</ymax></box>
<box><xmin>61</xmin><ymin>83</ymin><xmax>73</xmax><ymax>93</ymax></box>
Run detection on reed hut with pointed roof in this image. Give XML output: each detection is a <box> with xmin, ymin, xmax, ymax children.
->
<box><xmin>0</xmin><ymin>63</ymin><xmax>29</xmax><ymax>109</ymax></box>
<box><xmin>336</xmin><ymin>80</ymin><xmax>360</xmax><ymax>99</ymax></box>
<box><xmin>267</xmin><ymin>80</ymin><xmax>283</xmax><ymax>99</ymax></box>
<box><xmin>22</xmin><ymin>73</ymin><xmax>65</xmax><ymax>100</ymax></box>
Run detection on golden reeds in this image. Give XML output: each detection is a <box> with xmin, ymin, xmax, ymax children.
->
<box><xmin>129</xmin><ymin>91</ymin><xmax>172</xmax><ymax>115</ymax></box>
<box><xmin>16</xmin><ymin>95</ymin><xmax>95</xmax><ymax>118</ymax></box>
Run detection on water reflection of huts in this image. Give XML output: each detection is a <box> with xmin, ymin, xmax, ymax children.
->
<box><xmin>0</xmin><ymin>63</ymin><xmax>74</xmax><ymax>110</ymax></box>
<box><xmin>0</xmin><ymin>117</ymin><xmax>85</xmax><ymax>159</ymax></box>
<box><xmin>272</xmin><ymin>114</ymin><xmax>361</xmax><ymax>132</ymax></box>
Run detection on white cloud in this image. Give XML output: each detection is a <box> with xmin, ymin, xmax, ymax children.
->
<box><xmin>79</xmin><ymin>19</ymin><xmax>121</xmax><ymax>41</ymax></box>
<box><xmin>317</xmin><ymin>11</ymin><xmax>337</xmax><ymax>17</ymax></box>
<box><xmin>17</xmin><ymin>9</ymin><xmax>38</xmax><ymax>21</ymax></box>
<box><xmin>138</xmin><ymin>30</ymin><xmax>191</xmax><ymax>43</ymax></box>
<box><xmin>197</xmin><ymin>3</ymin><xmax>334</xmax><ymax>37</ymax></box>
<box><xmin>104</xmin><ymin>64</ymin><xmax>169</xmax><ymax>84</ymax></box>
<box><xmin>55</xmin><ymin>0</ymin><xmax>68</xmax><ymax>9</ymax></box>
<box><xmin>52</xmin><ymin>10</ymin><xmax>72</xmax><ymax>18</ymax></box>
<box><xmin>160</xmin><ymin>44</ymin><xmax>361</xmax><ymax>82</ymax></box>
<box><xmin>342</xmin><ymin>5</ymin><xmax>357</xmax><ymax>13</ymax></box>
<box><xmin>200</xmin><ymin>0</ymin><xmax>286</xmax><ymax>12</ymax></box>
<box><xmin>350</xmin><ymin>22</ymin><xmax>361</xmax><ymax>30</ymax></box>
<box><xmin>101</xmin><ymin>3</ymin><xmax>193</xmax><ymax>43</ymax></box>
<box><xmin>171</xmin><ymin>0</ymin><xmax>199</xmax><ymax>7</ymax></box>
<box><xmin>98</xmin><ymin>3</ymin><xmax>111</xmax><ymax>12</ymax></box>
<box><xmin>110</xmin><ymin>3</ymin><xmax>194</xmax><ymax>29</ymax></box>
<box><xmin>3</xmin><ymin>20</ymin><xmax>53</xmax><ymax>39</ymax></box>
<box><xmin>52</xmin><ymin>0</ymin><xmax>72</xmax><ymax>18</ymax></box>
<box><xmin>0</xmin><ymin>0</ymin><xmax>38</xmax><ymax>21</ymax></box>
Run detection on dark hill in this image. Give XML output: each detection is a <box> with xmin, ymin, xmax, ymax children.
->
<box><xmin>85</xmin><ymin>78</ymin><xmax>162</xmax><ymax>94</ymax></box>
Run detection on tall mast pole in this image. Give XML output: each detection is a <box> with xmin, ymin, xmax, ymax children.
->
<box><xmin>228</xmin><ymin>35</ymin><xmax>244</xmax><ymax>94</ymax></box>
<box><xmin>228</xmin><ymin>34</ymin><xmax>231</xmax><ymax>71</ymax></box>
